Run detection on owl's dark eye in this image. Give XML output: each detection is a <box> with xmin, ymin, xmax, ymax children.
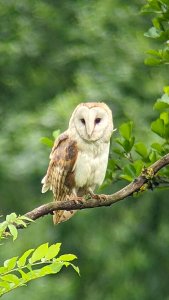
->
<box><xmin>95</xmin><ymin>118</ymin><xmax>101</xmax><ymax>124</ymax></box>
<box><xmin>80</xmin><ymin>118</ymin><xmax>86</xmax><ymax>125</ymax></box>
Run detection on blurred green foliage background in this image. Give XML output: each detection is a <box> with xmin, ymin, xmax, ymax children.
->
<box><xmin>0</xmin><ymin>1</ymin><xmax>169</xmax><ymax>299</ymax></box>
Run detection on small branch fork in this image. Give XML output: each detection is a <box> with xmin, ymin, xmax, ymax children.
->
<box><xmin>23</xmin><ymin>153</ymin><xmax>169</xmax><ymax>223</ymax></box>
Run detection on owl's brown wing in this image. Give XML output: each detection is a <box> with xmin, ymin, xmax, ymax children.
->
<box><xmin>41</xmin><ymin>132</ymin><xmax>78</xmax><ymax>224</ymax></box>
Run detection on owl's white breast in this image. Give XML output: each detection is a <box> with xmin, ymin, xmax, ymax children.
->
<box><xmin>74</xmin><ymin>139</ymin><xmax>110</xmax><ymax>191</ymax></box>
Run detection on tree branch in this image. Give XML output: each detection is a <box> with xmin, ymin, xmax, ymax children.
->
<box><xmin>24</xmin><ymin>153</ymin><xmax>169</xmax><ymax>222</ymax></box>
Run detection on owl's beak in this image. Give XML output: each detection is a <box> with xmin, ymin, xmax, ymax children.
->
<box><xmin>86</xmin><ymin>126</ymin><xmax>94</xmax><ymax>138</ymax></box>
<box><xmin>87</xmin><ymin>134</ymin><xmax>92</xmax><ymax>139</ymax></box>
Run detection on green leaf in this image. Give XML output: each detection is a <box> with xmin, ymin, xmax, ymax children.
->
<box><xmin>160</xmin><ymin>112</ymin><xmax>169</xmax><ymax>125</ymax></box>
<box><xmin>164</xmin><ymin>86</ymin><xmax>169</xmax><ymax>95</ymax></box>
<box><xmin>4</xmin><ymin>257</ymin><xmax>18</xmax><ymax>271</ymax></box>
<box><xmin>141</xmin><ymin>0</ymin><xmax>161</xmax><ymax>13</ymax></box>
<box><xmin>149</xmin><ymin>150</ymin><xmax>157</xmax><ymax>163</ymax></box>
<box><xmin>107</xmin><ymin>159</ymin><xmax>116</xmax><ymax>173</ymax></box>
<box><xmin>144</xmin><ymin>57</ymin><xmax>162</xmax><ymax>66</ymax></box>
<box><xmin>120</xmin><ymin>174</ymin><xmax>133</xmax><ymax>182</ymax></box>
<box><xmin>154</xmin><ymin>93</ymin><xmax>169</xmax><ymax>110</ymax></box>
<box><xmin>39</xmin><ymin>262</ymin><xmax>63</xmax><ymax>276</ymax></box>
<box><xmin>115</xmin><ymin>136</ymin><xmax>135</xmax><ymax>153</ymax></box>
<box><xmin>45</xmin><ymin>243</ymin><xmax>61</xmax><ymax>260</ymax></box>
<box><xmin>164</xmin><ymin>124</ymin><xmax>169</xmax><ymax>139</ymax></box>
<box><xmin>26</xmin><ymin>263</ymin><xmax>32</xmax><ymax>272</ymax></box>
<box><xmin>115</xmin><ymin>137</ymin><xmax>124</xmax><ymax>147</ymax></box>
<box><xmin>0</xmin><ymin>267</ymin><xmax>8</xmax><ymax>275</ymax></box>
<box><xmin>152</xmin><ymin>17</ymin><xmax>161</xmax><ymax>30</ymax></box>
<box><xmin>38</xmin><ymin>265</ymin><xmax>54</xmax><ymax>276</ymax></box>
<box><xmin>13</xmin><ymin>219</ymin><xmax>27</xmax><ymax>227</ymax></box>
<box><xmin>123</xmin><ymin>137</ymin><xmax>135</xmax><ymax>153</ymax></box>
<box><xmin>134</xmin><ymin>142</ymin><xmax>148</xmax><ymax>158</ymax></box>
<box><xmin>18</xmin><ymin>270</ymin><xmax>29</xmax><ymax>281</ymax></box>
<box><xmin>57</xmin><ymin>254</ymin><xmax>77</xmax><ymax>262</ymax></box>
<box><xmin>151</xmin><ymin>142</ymin><xmax>164</xmax><ymax>153</ymax></box>
<box><xmin>52</xmin><ymin>130</ymin><xmax>61</xmax><ymax>139</ymax></box>
<box><xmin>8</xmin><ymin>224</ymin><xmax>18</xmax><ymax>241</ymax></box>
<box><xmin>133</xmin><ymin>160</ymin><xmax>144</xmax><ymax>176</ymax></box>
<box><xmin>70</xmin><ymin>264</ymin><xmax>80</xmax><ymax>275</ymax></box>
<box><xmin>17</xmin><ymin>249</ymin><xmax>34</xmax><ymax>268</ymax></box>
<box><xmin>40</xmin><ymin>137</ymin><xmax>53</xmax><ymax>148</ymax></box>
<box><xmin>1</xmin><ymin>274</ymin><xmax>19</xmax><ymax>285</ymax></box>
<box><xmin>0</xmin><ymin>280</ymin><xmax>11</xmax><ymax>290</ymax></box>
<box><xmin>144</xmin><ymin>27</ymin><xmax>162</xmax><ymax>39</ymax></box>
<box><xmin>146</xmin><ymin>49</ymin><xmax>162</xmax><ymax>57</ymax></box>
<box><xmin>120</xmin><ymin>164</ymin><xmax>136</xmax><ymax>182</ymax></box>
<box><xmin>6</xmin><ymin>213</ymin><xmax>17</xmax><ymax>223</ymax></box>
<box><xmin>29</xmin><ymin>243</ymin><xmax>49</xmax><ymax>263</ymax></box>
<box><xmin>20</xmin><ymin>216</ymin><xmax>34</xmax><ymax>222</ymax></box>
<box><xmin>151</xmin><ymin>118</ymin><xmax>165</xmax><ymax>137</ymax></box>
<box><xmin>163</xmin><ymin>51</ymin><xmax>169</xmax><ymax>63</ymax></box>
<box><xmin>113</xmin><ymin>147</ymin><xmax>124</xmax><ymax>156</ymax></box>
<box><xmin>28</xmin><ymin>269</ymin><xmax>41</xmax><ymax>279</ymax></box>
<box><xmin>154</xmin><ymin>101</ymin><xmax>169</xmax><ymax>110</ymax></box>
<box><xmin>50</xmin><ymin>262</ymin><xmax>64</xmax><ymax>273</ymax></box>
<box><xmin>119</xmin><ymin>121</ymin><xmax>133</xmax><ymax>141</ymax></box>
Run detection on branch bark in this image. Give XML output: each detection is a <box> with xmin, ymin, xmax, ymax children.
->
<box><xmin>24</xmin><ymin>153</ymin><xmax>169</xmax><ymax>222</ymax></box>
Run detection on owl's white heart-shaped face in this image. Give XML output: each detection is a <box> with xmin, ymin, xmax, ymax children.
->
<box><xmin>69</xmin><ymin>102</ymin><xmax>114</xmax><ymax>142</ymax></box>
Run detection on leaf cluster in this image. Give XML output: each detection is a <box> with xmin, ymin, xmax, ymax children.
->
<box><xmin>0</xmin><ymin>242</ymin><xmax>79</xmax><ymax>297</ymax></box>
<box><xmin>142</xmin><ymin>0</ymin><xmax>169</xmax><ymax>65</ymax></box>
<box><xmin>0</xmin><ymin>214</ymin><xmax>79</xmax><ymax>297</ymax></box>
<box><xmin>101</xmin><ymin>1</ymin><xmax>169</xmax><ymax>188</ymax></box>
<box><xmin>0</xmin><ymin>213</ymin><xmax>32</xmax><ymax>241</ymax></box>
<box><xmin>40</xmin><ymin>130</ymin><xmax>60</xmax><ymax>148</ymax></box>
<box><xmin>105</xmin><ymin>90</ymin><xmax>169</xmax><ymax>185</ymax></box>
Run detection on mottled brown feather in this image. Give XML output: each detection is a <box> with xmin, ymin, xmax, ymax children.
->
<box><xmin>41</xmin><ymin>132</ymin><xmax>78</xmax><ymax>224</ymax></box>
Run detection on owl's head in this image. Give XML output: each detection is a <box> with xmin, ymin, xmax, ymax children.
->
<box><xmin>69</xmin><ymin>102</ymin><xmax>114</xmax><ymax>142</ymax></box>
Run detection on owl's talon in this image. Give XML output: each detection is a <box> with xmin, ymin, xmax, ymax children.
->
<box><xmin>99</xmin><ymin>194</ymin><xmax>108</xmax><ymax>201</ymax></box>
<box><xmin>88</xmin><ymin>191</ymin><xmax>98</xmax><ymax>199</ymax></box>
<box><xmin>74</xmin><ymin>196</ymin><xmax>84</xmax><ymax>205</ymax></box>
<box><xmin>68</xmin><ymin>195</ymin><xmax>84</xmax><ymax>204</ymax></box>
<box><xmin>90</xmin><ymin>193</ymin><xmax>107</xmax><ymax>201</ymax></box>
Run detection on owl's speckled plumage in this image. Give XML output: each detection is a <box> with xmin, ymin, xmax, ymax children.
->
<box><xmin>41</xmin><ymin>102</ymin><xmax>114</xmax><ymax>224</ymax></box>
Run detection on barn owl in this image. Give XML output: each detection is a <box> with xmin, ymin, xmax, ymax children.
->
<box><xmin>41</xmin><ymin>102</ymin><xmax>114</xmax><ymax>224</ymax></box>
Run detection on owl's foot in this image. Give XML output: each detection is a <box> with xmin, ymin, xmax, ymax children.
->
<box><xmin>98</xmin><ymin>194</ymin><xmax>108</xmax><ymax>201</ymax></box>
<box><xmin>67</xmin><ymin>195</ymin><xmax>84</xmax><ymax>205</ymax></box>
<box><xmin>89</xmin><ymin>192</ymin><xmax>107</xmax><ymax>201</ymax></box>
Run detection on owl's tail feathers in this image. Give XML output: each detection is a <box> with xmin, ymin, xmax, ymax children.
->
<box><xmin>52</xmin><ymin>191</ymin><xmax>78</xmax><ymax>224</ymax></box>
<box><xmin>53</xmin><ymin>210</ymin><xmax>77</xmax><ymax>224</ymax></box>
<box><xmin>41</xmin><ymin>176</ymin><xmax>77</xmax><ymax>224</ymax></box>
